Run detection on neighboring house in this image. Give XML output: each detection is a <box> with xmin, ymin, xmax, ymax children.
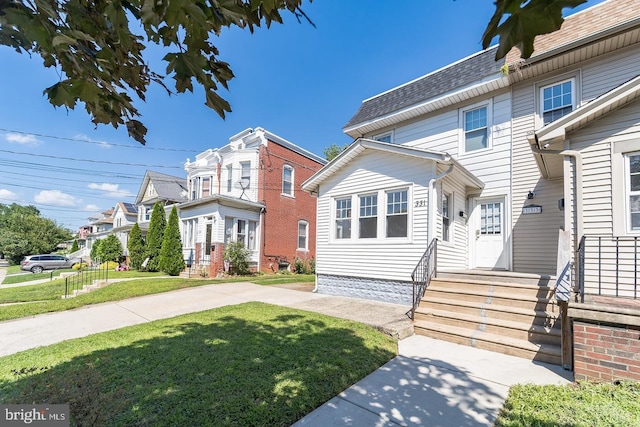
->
<box><xmin>134</xmin><ymin>170</ymin><xmax>188</xmax><ymax>229</ymax></box>
<box><xmin>180</xmin><ymin>127</ymin><xmax>325</xmax><ymax>275</ymax></box>
<box><xmin>303</xmin><ymin>0</ymin><xmax>640</xmax><ymax>375</ymax></box>
<box><xmin>82</xmin><ymin>203</ymin><xmax>138</xmax><ymax>258</ymax></box>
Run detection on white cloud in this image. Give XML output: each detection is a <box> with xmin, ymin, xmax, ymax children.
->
<box><xmin>84</xmin><ymin>204</ymin><xmax>100</xmax><ymax>211</ymax></box>
<box><xmin>0</xmin><ymin>188</ymin><xmax>19</xmax><ymax>201</ymax></box>
<box><xmin>5</xmin><ymin>133</ymin><xmax>42</xmax><ymax>147</ymax></box>
<box><xmin>34</xmin><ymin>190</ymin><xmax>80</xmax><ymax>207</ymax></box>
<box><xmin>88</xmin><ymin>183</ymin><xmax>132</xmax><ymax>198</ymax></box>
<box><xmin>75</xmin><ymin>134</ymin><xmax>112</xmax><ymax>148</ymax></box>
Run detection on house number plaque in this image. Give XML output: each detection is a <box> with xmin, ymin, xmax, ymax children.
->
<box><xmin>522</xmin><ymin>205</ymin><xmax>542</xmax><ymax>214</ymax></box>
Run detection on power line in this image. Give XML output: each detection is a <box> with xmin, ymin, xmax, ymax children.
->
<box><xmin>0</xmin><ymin>127</ymin><xmax>202</xmax><ymax>153</ymax></box>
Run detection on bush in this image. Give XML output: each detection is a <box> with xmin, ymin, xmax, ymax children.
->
<box><xmin>224</xmin><ymin>241</ymin><xmax>251</xmax><ymax>275</ymax></box>
<box><xmin>293</xmin><ymin>257</ymin><xmax>315</xmax><ymax>275</ymax></box>
<box><xmin>72</xmin><ymin>262</ymin><xmax>88</xmax><ymax>271</ymax></box>
<box><xmin>98</xmin><ymin>261</ymin><xmax>118</xmax><ymax>270</ymax></box>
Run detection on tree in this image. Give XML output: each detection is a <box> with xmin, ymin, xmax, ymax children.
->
<box><xmin>100</xmin><ymin>234</ymin><xmax>123</xmax><ymax>262</ymax></box>
<box><xmin>0</xmin><ymin>203</ymin><xmax>72</xmax><ymax>264</ymax></box>
<box><xmin>0</xmin><ymin>0</ymin><xmax>313</xmax><ymax>144</ymax></box>
<box><xmin>145</xmin><ymin>202</ymin><xmax>167</xmax><ymax>272</ymax></box>
<box><xmin>224</xmin><ymin>241</ymin><xmax>251</xmax><ymax>275</ymax></box>
<box><xmin>90</xmin><ymin>239</ymin><xmax>102</xmax><ymax>262</ymax></box>
<box><xmin>482</xmin><ymin>0</ymin><xmax>587</xmax><ymax>60</ymax></box>
<box><xmin>323</xmin><ymin>143</ymin><xmax>350</xmax><ymax>162</ymax></box>
<box><xmin>70</xmin><ymin>239</ymin><xmax>79</xmax><ymax>253</ymax></box>
<box><xmin>127</xmin><ymin>222</ymin><xmax>146</xmax><ymax>270</ymax></box>
<box><xmin>159</xmin><ymin>206</ymin><xmax>185</xmax><ymax>276</ymax></box>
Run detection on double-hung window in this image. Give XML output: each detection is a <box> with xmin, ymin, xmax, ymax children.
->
<box><xmin>463</xmin><ymin>106</ymin><xmax>488</xmax><ymax>152</ymax></box>
<box><xmin>298</xmin><ymin>220</ymin><xmax>308</xmax><ymax>250</ymax></box>
<box><xmin>226</xmin><ymin>165</ymin><xmax>233</xmax><ymax>192</ymax></box>
<box><xmin>627</xmin><ymin>154</ymin><xmax>640</xmax><ymax>231</ymax></box>
<box><xmin>541</xmin><ymin>79</ymin><xmax>574</xmax><ymax>125</ymax></box>
<box><xmin>386</xmin><ymin>190</ymin><xmax>408</xmax><ymax>237</ymax></box>
<box><xmin>335</xmin><ymin>198</ymin><xmax>352</xmax><ymax>239</ymax></box>
<box><xmin>240</xmin><ymin>162</ymin><xmax>251</xmax><ymax>189</ymax></box>
<box><xmin>442</xmin><ymin>192</ymin><xmax>451</xmax><ymax>242</ymax></box>
<box><xmin>359</xmin><ymin>194</ymin><xmax>377</xmax><ymax>238</ymax></box>
<box><xmin>283</xmin><ymin>165</ymin><xmax>294</xmax><ymax>196</ymax></box>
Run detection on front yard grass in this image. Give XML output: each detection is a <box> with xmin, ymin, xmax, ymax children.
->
<box><xmin>0</xmin><ymin>302</ymin><xmax>397</xmax><ymax>426</ymax></box>
<box><xmin>496</xmin><ymin>381</ymin><xmax>640</xmax><ymax>426</ymax></box>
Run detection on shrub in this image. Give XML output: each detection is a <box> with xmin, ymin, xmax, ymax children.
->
<box><xmin>224</xmin><ymin>241</ymin><xmax>251</xmax><ymax>275</ymax></box>
<box><xmin>128</xmin><ymin>223</ymin><xmax>146</xmax><ymax>270</ymax></box>
<box><xmin>99</xmin><ymin>235</ymin><xmax>123</xmax><ymax>262</ymax></box>
<box><xmin>99</xmin><ymin>261</ymin><xmax>118</xmax><ymax>270</ymax></box>
<box><xmin>293</xmin><ymin>257</ymin><xmax>315</xmax><ymax>275</ymax></box>
<box><xmin>72</xmin><ymin>262</ymin><xmax>88</xmax><ymax>271</ymax></box>
<box><xmin>158</xmin><ymin>206</ymin><xmax>185</xmax><ymax>276</ymax></box>
<box><xmin>145</xmin><ymin>202</ymin><xmax>166</xmax><ymax>272</ymax></box>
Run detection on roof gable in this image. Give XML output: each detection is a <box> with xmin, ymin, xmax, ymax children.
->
<box><xmin>135</xmin><ymin>170</ymin><xmax>187</xmax><ymax>205</ymax></box>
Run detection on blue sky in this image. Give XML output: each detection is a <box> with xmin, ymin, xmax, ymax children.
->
<box><xmin>0</xmin><ymin>0</ymin><xmax>604</xmax><ymax>231</ymax></box>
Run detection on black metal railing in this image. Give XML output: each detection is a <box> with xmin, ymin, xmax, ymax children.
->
<box><xmin>577</xmin><ymin>235</ymin><xmax>638</xmax><ymax>302</ymax></box>
<box><xmin>64</xmin><ymin>264</ymin><xmax>109</xmax><ymax>298</ymax></box>
<box><xmin>409</xmin><ymin>239</ymin><xmax>437</xmax><ymax>320</ymax></box>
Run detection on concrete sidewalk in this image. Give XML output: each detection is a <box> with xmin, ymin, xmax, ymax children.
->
<box><xmin>0</xmin><ymin>270</ymin><xmax>573</xmax><ymax>426</ymax></box>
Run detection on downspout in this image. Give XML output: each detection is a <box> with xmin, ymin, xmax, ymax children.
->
<box><xmin>529</xmin><ymin>141</ymin><xmax>583</xmax><ymax>242</ymax></box>
<box><xmin>428</xmin><ymin>155</ymin><xmax>454</xmax><ymax>244</ymax></box>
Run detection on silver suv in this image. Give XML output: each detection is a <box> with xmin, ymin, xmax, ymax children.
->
<box><xmin>20</xmin><ymin>254</ymin><xmax>82</xmax><ymax>274</ymax></box>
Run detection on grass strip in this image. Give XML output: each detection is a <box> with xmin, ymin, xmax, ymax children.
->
<box><xmin>0</xmin><ymin>302</ymin><xmax>397</xmax><ymax>426</ymax></box>
<box><xmin>496</xmin><ymin>381</ymin><xmax>640</xmax><ymax>427</ymax></box>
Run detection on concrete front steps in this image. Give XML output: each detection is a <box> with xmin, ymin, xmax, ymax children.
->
<box><xmin>62</xmin><ymin>279</ymin><xmax>109</xmax><ymax>298</ymax></box>
<box><xmin>413</xmin><ymin>269</ymin><xmax>562</xmax><ymax>365</ymax></box>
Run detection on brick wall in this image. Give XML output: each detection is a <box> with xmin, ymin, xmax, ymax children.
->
<box><xmin>257</xmin><ymin>141</ymin><xmax>323</xmax><ymax>273</ymax></box>
<box><xmin>573</xmin><ymin>321</ymin><xmax>640</xmax><ymax>382</ymax></box>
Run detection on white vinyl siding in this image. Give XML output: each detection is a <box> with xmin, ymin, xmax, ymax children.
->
<box><xmin>315</xmin><ymin>150</ymin><xmax>432</xmax><ymax>281</ymax></box>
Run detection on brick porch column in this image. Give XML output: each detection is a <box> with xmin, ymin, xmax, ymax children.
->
<box><xmin>209</xmin><ymin>243</ymin><xmax>225</xmax><ymax>278</ymax></box>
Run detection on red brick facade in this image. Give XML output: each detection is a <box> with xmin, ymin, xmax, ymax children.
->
<box><xmin>573</xmin><ymin>321</ymin><xmax>640</xmax><ymax>382</ymax></box>
<box><xmin>257</xmin><ymin>141</ymin><xmax>323</xmax><ymax>273</ymax></box>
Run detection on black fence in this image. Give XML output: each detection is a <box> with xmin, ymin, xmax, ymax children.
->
<box><xmin>64</xmin><ymin>266</ymin><xmax>109</xmax><ymax>298</ymax></box>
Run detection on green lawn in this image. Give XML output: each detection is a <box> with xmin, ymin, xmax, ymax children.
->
<box><xmin>0</xmin><ymin>274</ymin><xmax>315</xmax><ymax>322</ymax></box>
<box><xmin>496</xmin><ymin>381</ymin><xmax>640</xmax><ymax>426</ymax></box>
<box><xmin>0</xmin><ymin>302</ymin><xmax>397</xmax><ymax>426</ymax></box>
<box><xmin>1</xmin><ymin>267</ymin><xmax>165</xmax><ymax>285</ymax></box>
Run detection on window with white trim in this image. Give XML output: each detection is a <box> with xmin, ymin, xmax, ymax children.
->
<box><xmin>282</xmin><ymin>165</ymin><xmax>294</xmax><ymax>196</ymax></box>
<box><xmin>386</xmin><ymin>189</ymin><xmax>408</xmax><ymax>237</ymax></box>
<box><xmin>373</xmin><ymin>131</ymin><xmax>393</xmax><ymax>143</ymax></box>
<box><xmin>240</xmin><ymin>162</ymin><xmax>251</xmax><ymax>189</ymax></box>
<box><xmin>463</xmin><ymin>105</ymin><xmax>489</xmax><ymax>152</ymax></box>
<box><xmin>359</xmin><ymin>194</ymin><xmax>377</xmax><ymax>238</ymax></box>
<box><xmin>441</xmin><ymin>192</ymin><xmax>451</xmax><ymax>242</ymax></box>
<box><xmin>202</xmin><ymin>177</ymin><xmax>210</xmax><ymax>197</ymax></box>
<box><xmin>226</xmin><ymin>165</ymin><xmax>233</xmax><ymax>192</ymax></box>
<box><xmin>541</xmin><ymin>79</ymin><xmax>574</xmax><ymax>125</ymax></box>
<box><xmin>298</xmin><ymin>220</ymin><xmax>308</xmax><ymax>250</ymax></box>
<box><xmin>627</xmin><ymin>153</ymin><xmax>640</xmax><ymax>231</ymax></box>
<box><xmin>335</xmin><ymin>197</ymin><xmax>352</xmax><ymax>239</ymax></box>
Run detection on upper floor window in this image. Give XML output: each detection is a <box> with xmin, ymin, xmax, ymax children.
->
<box><xmin>226</xmin><ymin>165</ymin><xmax>233</xmax><ymax>192</ymax></box>
<box><xmin>463</xmin><ymin>105</ymin><xmax>489</xmax><ymax>152</ymax></box>
<box><xmin>386</xmin><ymin>189</ymin><xmax>408</xmax><ymax>238</ymax></box>
<box><xmin>627</xmin><ymin>153</ymin><xmax>640</xmax><ymax>231</ymax></box>
<box><xmin>147</xmin><ymin>182</ymin><xmax>154</xmax><ymax>196</ymax></box>
<box><xmin>282</xmin><ymin>165</ymin><xmax>294</xmax><ymax>196</ymax></box>
<box><xmin>359</xmin><ymin>194</ymin><xmax>377</xmax><ymax>238</ymax></box>
<box><xmin>202</xmin><ymin>177</ymin><xmax>210</xmax><ymax>198</ymax></box>
<box><xmin>373</xmin><ymin>131</ymin><xmax>393</xmax><ymax>143</ymax></box>
<box><xmin>240</xmin><ymin>162</ymin><xmax>251</xmax><ymax>189</ymax></box>
<box><xmin>298</xmin><ymin>220</ymin><xmax>308</xmax><ymax>250</ymax></box>
<box><xmin>441</xmin><ymin>192</ymin><xmax>451</xmax><ymax>242</ymax></box>
<box><xmin>541</xmin><ymin>79</ymin><xmax>574</xmax><ymax>125</ymax></box>
<box><xmin>335</xmin><ymin>197</ymin><xmax>352</xmax><ymax>239</ymax></box>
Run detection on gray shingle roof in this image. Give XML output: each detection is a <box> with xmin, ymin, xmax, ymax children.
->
<box><xmin>137</xmin><ymin>170</ymin><xmax>187</xmax><ymax>204</ymax></box>
<box><xmin>343</xmin><ymin>46</ymin><xmax>504</xmax><ymax>130</ymax></box>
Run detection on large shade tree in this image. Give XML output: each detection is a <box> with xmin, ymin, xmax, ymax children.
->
<box><xmin>0</xmin><ymin>203</ymin><xmax>72</xmax><ymax>264</ymax></box>
<box><xmin>0</xmin><ymin>0</ymin><xmax>584</xmax><ymax>145</ymax></box>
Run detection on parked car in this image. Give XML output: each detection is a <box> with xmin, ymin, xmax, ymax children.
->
<box><xmin>20</xmin><ymin>254</ymin><xmax>83</xmax><ymax>274</ymax></box>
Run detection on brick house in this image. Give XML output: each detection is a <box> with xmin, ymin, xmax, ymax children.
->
<box><xmin>179</xmin><ymin>127</ymin><xmax>325</xmax><ymax>276</ymax></box>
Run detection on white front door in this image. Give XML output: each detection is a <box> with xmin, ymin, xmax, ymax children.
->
<box><xmin>473</xmin><ymin>198</ymin><xmax>507</xmax><ymax>269</ymax></box>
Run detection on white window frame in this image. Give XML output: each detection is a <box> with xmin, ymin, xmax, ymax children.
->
<box><xmin>372</xmin><ymin>130</ymin><xmax>394</xmax><ymax>143</ymax></box>
<box><xmin>282</xmin><ymin>164</ymin><xmax>294</xmax><ymax>197</ymax></box>
<box><xmin>240</xmin><ymin>162</ymin><xmax>251</xmax><ymax>189</ymax></box>
<box><xmin>226</xmin><ymin>165</ymin><xmax>233</xmax><ymax>193</ymax></box>
<box><xmin>297</xmin><ymin>220</ymin><xmax>309</xmax><ymax>250</ymax></box>
<box><xmin>358</xmin><ymin>193</ymin><xmax>378</xmax><ymax>239</ymax></box>
<box><xmin>459</xmin><ymin>100</ymin><xmax>492</xmax><ymax>155</ymax></box>
<box><xmin>334</xmin><ymin>196</ymin><xmax>352</xmax><ymax>240</ymax></box>
<box><xmin>540</xmin><ymin>78</ymin><xmax>575</xmax><ymax>126</ymax></box>
<box><xmin>441</xmin><ymin>190</ymin><xmax>452</xmax><ymax>243</ymax></box>
<box><xmin>386</xmin><ymin>188</ymin><xmax>409</xmax><ymax>238</ymax></box>
<box><xmin>626</xmin><ymin>152</ymin><xmax>640</xmax><ymax>233</ymax></box>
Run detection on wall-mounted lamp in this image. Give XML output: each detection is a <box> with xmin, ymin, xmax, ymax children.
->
<box><xmin>527</xmin><ymin>191</ymin><xmax>535</xmax><ymax>200</ymax></box>
<box><xmin>459</xmin><ymin>211</ymin><xmax>467</xmax><ymax>219</ymax></box>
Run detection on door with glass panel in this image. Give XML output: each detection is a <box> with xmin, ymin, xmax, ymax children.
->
<box><xmin>474</xmin><ymin>198</ymin><xmax>507</xmax><ymax>269</ymax></box>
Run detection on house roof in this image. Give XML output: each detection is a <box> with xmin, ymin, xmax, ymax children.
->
<box><xmin>135</xmin><ymin>170</ymin><xmax>188</xmax><ymax>205</ymax></box>
<box><xmin>302</xmin><ymin>139</ymin><xmax>484</xmax><ymax>194</ymax></box>
<box><xmin>179</xmin><ymin>193</ymin><xmax>265</xmax><ymax>212</ymax></box>
<box><xmin>343</xmin><ymin>47</ymin><xmax>506</xmax><ymax>137</ymax></box>
<box><xmin>530</xmin><ymin>74</ymin><xmax>640</xmax><ymax>178</ymax></box>
<box><xmin>118</xmin><ymin>202</ymin><xmax>138</xmax><ymax>215</ymax></box>
<box><xmin>506</xmin><ymin>0</ymin><xmax>640</xmax><ymax>65</ymax></box>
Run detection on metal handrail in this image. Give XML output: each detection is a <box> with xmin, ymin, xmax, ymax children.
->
<box><xmin>409</xmin><ymin>239</ymin><xmax>437</xmax><ymax>320</ymax></box>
